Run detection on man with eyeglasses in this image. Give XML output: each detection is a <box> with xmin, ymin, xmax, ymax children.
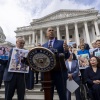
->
<box><xmin>42</xmin><ymin>27</ymin><xmax>70</xmax><ymax>100</ymax></box>
<box><xmin>0</xmin><ymin>37</ymin><xmax>26</xmax><ymax>100</ymax></box>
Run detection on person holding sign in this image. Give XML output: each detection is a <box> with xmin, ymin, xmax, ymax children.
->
<box><xmin>0</xmin><ymin>37</ymin><xmax>26</xmax><ymax>100</ymax></box>
<box><xmin>65</xmin><ymin>53</ymin><xmax>81</xmax><ymax>100</ymax></box>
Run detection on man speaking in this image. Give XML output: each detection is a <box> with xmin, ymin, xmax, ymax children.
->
<box><xmin>42</xmin><ymin>27</ymin><xmax>70</xmax><ymax>100</ymax></box>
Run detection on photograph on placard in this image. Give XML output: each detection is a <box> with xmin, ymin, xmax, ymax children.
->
<box><xmin>77</xmin><ymin>54</ymin><xmax>89</xmax><ymax>69</ymax></box>
<box><xmin>0</xmin><ymin>46</ymin><xmax>11</xmax><ymax>60</ymax></box>
<box><xmin>95</xmin><ymin>52</ymin><xmax>100</xmax><ymax>59</ymax></box>
<box><xmin>8</xmin><ymin>48</ymin><xmax>29</xmax><ymax>73</ymax></box>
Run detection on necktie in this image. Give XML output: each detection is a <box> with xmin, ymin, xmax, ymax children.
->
<box><xmin>49</xmin><ymin>41</ymin><xmax>52</xmax><ymax>48</ymax></box>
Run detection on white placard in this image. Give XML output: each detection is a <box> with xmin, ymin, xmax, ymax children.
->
<box><xmin>67</xmin><ymin>79</ymin><xmax>79</xmax><ymax>93</ymax></box>
<box><xmin>95</xmin><ymin>52</ymin><xmax>100</xmax><ymax>59</ymax></box>
<box><xmin>8</xmin><ymin>48</ymin><xmax>29</xmax><ymax>73</ymax></box>
<box><xmin>0</xmin><ymin>46</ymin><xmax>11</xmax><ymax>60</ymax></box>
<box><xmin>77</xmin><ymin>53</ymin><xmax>89</xmax><ymax>69</ymax></box>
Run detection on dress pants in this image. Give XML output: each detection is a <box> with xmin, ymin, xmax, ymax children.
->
<box><xmin>25</xmin><ymin>69</ymin><xmax>34</xmax><ymax>90</ymax></box>
<box><xmin>0</xmin><ymin>71</ymin><xmax>4</xmax><ymax>88</ymax></box>
<box><xmin>51</xmin><ymin>70</ymin><xmax>67</xmax><ymax>100</ymax></box>
<box><xmin>90</xmin><ymin>84</ymin><xmax>100</xmax><ymax>100</ymax></box>
<box><xmin>4</xmin><ymin>73</ymin><xmax>25</xmax><ymax>100</ymax></box>
<box><xmin>35</xmin><ymin>72</ymin><xmax>39</xmax><ymax>84</ymax></box>
<box><xmin>67</xmin><ymin>86</ymin><xmax>81</xmax><ymax>100</ymax></box>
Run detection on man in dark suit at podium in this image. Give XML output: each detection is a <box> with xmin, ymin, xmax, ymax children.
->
<box><xmin>42</xmin><ymin>27</ymin><xmax>70</xmax><ymax>100</ymax></box>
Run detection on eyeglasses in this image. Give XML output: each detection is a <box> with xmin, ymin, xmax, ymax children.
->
<box><xmin>48</xmin><ymin>30</ymin><xmax>54</xmax><ymax>31</ymax></box>
<box><xmin>19</xmin><ymin>42</ymin><xmax>25</xmax><ymax>44</ymax></box>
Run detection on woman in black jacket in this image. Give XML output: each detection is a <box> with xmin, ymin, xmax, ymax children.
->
<box><xmin>85</xmin><ymin>56</ymin><xmax>100</xmax><ymax>100</ymax></box>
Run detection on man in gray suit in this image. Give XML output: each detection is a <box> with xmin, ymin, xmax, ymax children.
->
<box><xmin>3</xmin><ymin>37</ymin><xmax>26</xmax><ymax>100</ymax></box>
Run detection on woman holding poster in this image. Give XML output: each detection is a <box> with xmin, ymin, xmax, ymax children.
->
<box><xmin>77</xmin><ymin>44</ymin><xmax>90</xmax><ymax>84</ymax></box>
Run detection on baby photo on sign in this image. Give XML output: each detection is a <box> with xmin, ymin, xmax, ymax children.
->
<box><xmin>95</xmin><ymin>52</ymin><xmax>100</xmax><ymax>59</ymax></box>
<box><xmin>0</xmin><ymin>46</ymin><xmax>11</xmax><ymax>60</ymax></box>
<box><xmin>77</xmin><ymin>54</ymin><xmax>89</xmax><ymax>68</ymax></box>
<box><xmin>8</xmin><ymin>48</ymin><xmax>29</xmax><ymax>73</ymax></box>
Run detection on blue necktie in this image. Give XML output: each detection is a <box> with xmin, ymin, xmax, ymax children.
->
<box><xmin>49</xmin><ymin>41</ymin><xmax>52</xmax><ymax>48</ymax></box>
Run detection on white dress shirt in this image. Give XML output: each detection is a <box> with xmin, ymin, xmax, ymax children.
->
<box><xmin>68</xmin><ymin>61</ymin><xmax>72</xmax><ymax>71</ymax></box>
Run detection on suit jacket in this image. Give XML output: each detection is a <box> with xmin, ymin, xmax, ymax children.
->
<box><xmin>3</xmin><ymin>49</ymin><xmax>24</xmax><ymax>82</ymax></box>
<box><xmin>84</xmin><ymin>67</ymin><xmax>100</xmax><ymax>89</ymax></box>
<box><xmin>93</xmin><ymin>48</ymin><xmax>100</xmax><ymax>57</ymax></box>
<box><xmin>42</xmin><ymin>39</ymin><xmax>70</xmax><ymax>71</ymax></box>
<box><xmin>0</xmin><ymin>62</ymin><xmax>6</xmax><ymax>72</ymax></box>
<box><xmin>65</xmin><ymin>60</ymin><xmax>80</xmax><ymax>82</ymax></box>
<box><xmin>42</xmin><ymin>39</ymin><xmax>70</xmax><ymax>59</ymax></box>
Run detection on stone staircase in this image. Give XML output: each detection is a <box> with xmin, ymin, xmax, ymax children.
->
<box><xmin>0</xmin><ymin>78</ymin><xmax>76</xmax><ymax>100</ymax></box>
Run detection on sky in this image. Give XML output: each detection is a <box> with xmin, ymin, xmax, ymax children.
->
<box><xmin>0</xmin><ymin>0</ymin><xmax>100</xmax><ymax>44</ymax></box>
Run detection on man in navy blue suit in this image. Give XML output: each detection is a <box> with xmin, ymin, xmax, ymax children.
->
<box><xmin>42</xmin><ymin>27</ymin><xmax>70</xmax><ymax>100</ymax></box>
<box><xmin>2</xmin><ymin>37</ymin><xmax>26</xmax><ymax>100</ymax></box>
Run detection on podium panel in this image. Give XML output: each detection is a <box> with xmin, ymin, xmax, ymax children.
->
<box><xmin>27</xmin><ymin>47</ymin><xmax>56</xmax><ymax>72</ymax></box>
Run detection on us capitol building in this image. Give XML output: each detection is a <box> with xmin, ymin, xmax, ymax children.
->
<box><xmin>0</xmin><ymin>26</ymin><xmax>15</xmax><ymax>47</ymax></box>
<box><xmin>15</xmin><ymin>8</ymin><xmax>100</xmax><ymax>49</ymax></box>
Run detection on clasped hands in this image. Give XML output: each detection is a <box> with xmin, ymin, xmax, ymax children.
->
<box><xmin>93</xmin><ymin>80</ymin><xmax>100</xmax><ymax>84</ymax></box>
<box><xmin>68</xmin><ymin>74</ymin><xmax>73</xmax><ymax>81</ymax></box>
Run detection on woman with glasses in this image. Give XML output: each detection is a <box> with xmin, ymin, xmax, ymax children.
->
<box><xmin>85</xmin><ymin>56</ymin><xmax>100</xmax><ymax>100</ymax></box>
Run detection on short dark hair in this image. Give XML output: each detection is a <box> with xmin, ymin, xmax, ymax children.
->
<box><xmin>96</xmin><ymin>39</ymin><xmax>100</xmax><ymax>42</ymax></box>
<box><xmin>89</xmin><ymin>56</ymin><xmax>100</xmax><ymax>68</ymax></box>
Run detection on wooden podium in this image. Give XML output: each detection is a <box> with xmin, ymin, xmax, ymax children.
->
<box><xmin>27</xmin><ymin>47</ymin><xmax>67</xmax><ymax>100</ymax></box>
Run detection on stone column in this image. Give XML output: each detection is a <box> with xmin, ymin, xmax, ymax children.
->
<box><xmin>82</xmin><ymin>28</ymin><xmax>86</xmax><ymax>42</ymax></box>
<box><xmin>56</xmin><ymin>26</ymin><xmax>60</xmax><ymax>40</ymax></box>
<box><xmin>40</xmin><ymin>29</ymin><xmax>43</xmax><ymax>45</ymax></box>
<box><xmin>65</xmin><ymin>24</ymin><xmax>69</xmax><ymax>43</ymax></box>
<box><xmin>36</xmin><ymin>34</ymin><xmax>38</xmax><ymax>45</ymax></box>
<box><xmin>74</xmin><ymin>22</ymin><xmax>80</xmax><ymax>46</ymax></box>
<box><xmin>29</xmin><ymin>35</ymin><xmax>31</xmax><ymax>44</ymax></box>
<box><xmin>22</xmin><ymin>36</ymin><xmax>25</xmax><ymax>40</ymax></box>
<box><xmin>84</xmin><ymin>21</ymin><xmax>91</xmax><ymax>44</ymax></box>
<box><xmin>92</xmin><ymin>26</ymin><xmax>96</xmax><ymax>40</ymax></box>
<box><xmin>94</xmin><ymin>19</ymin><xmax>100</xmax><ymax>36</ymax></box>
<box><xmin>32</xmin><ymin>31</ymin><xmax>35</xmax><ymax>44</ymax></box>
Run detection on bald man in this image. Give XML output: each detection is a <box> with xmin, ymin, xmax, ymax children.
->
<box><xmin>42</xmin><ymin>27</ymin><xmax>70</xmax><ymax>100</ymax></box>
<box><xmin>2</xmin><ymin>37</ymin><xmax>26</xmax><ymax>100</ymax></box>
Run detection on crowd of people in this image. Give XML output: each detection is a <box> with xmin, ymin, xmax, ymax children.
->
<box><xmin>0</xmin><ymin>27</ymin><xmax>100</xmax><ymax>100</ymax></box>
